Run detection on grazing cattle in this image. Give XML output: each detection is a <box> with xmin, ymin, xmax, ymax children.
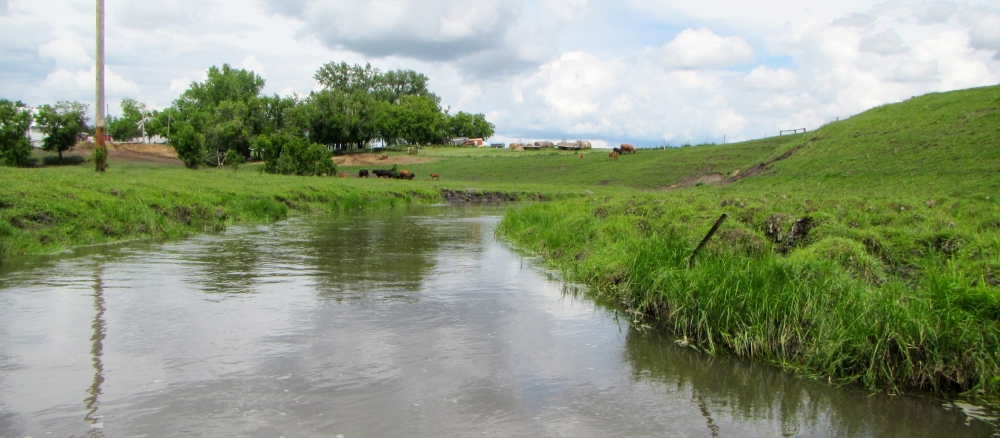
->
<box><xmin>613</xmin><ymin>147</ymin><xmax>622</xmax><ymax>155</ymax></box>
<box><xmin>578</xmin><ymin>154</ymin><xmax>584</xmax><ymax>158</ymax></box>
<box><xmin>338</xmin><ymin>173</ymin><xmax>350</xmax><ymax>178</ymax></box>
<box><xmin>398</xmin><ymin>173</ymin><xmax>416</xmax><ymax>180</ymax></box>
<box><xmin>399</xmin><ymin>169</ymin><xmax>412</xmax><ymax>177</ymax></box>
<box><xmin>609</xmin><ymin>151</ymin><xmax>619</xmax><ymax>159</ymax></box>
<box><xmin>430</xmin><ymin>173</ymin><xmax>440</xmax><ymax>180</ymax></box>
<box><xmin>359</xmin><ymin>169</ymin><xmax>370</xmax><ymax>178</ymax></box>
<box><xmin>620</xmin><ymin>144</ymin><xmax>636</xmax><ymax>154</ymax></box>
<box><xmin>373</xmin><ymin>169</ymin><xmax>391</xmax><ymax>178</ymax></box>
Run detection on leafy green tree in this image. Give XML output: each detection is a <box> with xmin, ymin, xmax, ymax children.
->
<box><xmin>0</xmin><ymin>99</ymin><xmax>34</xmax><ymax>167</ymax></box>
<box><xmin>171</xmin><ymin>64</ymin><xmax>268</xmax><ymax>163</ymax></box>
<box><xmin>383</xmin><ymin>95</ymin><xmax>447</xmax><ymax>146</ymax></box>
<box><xmin>169</xmin><ymin>123</ymin><xmax>205</xmax><ymax>169</ymax></box>
<box><xmin>448</xmin><ymin>111</ymin><xmax>495</xmax><ymax>140</ymax></box>
<box><xmin>107</xmin><ymin>98</ymin><xmax>148</xmax><ymax>142</ymax></box>
<box><xmin>35</xmin><ymin>101</ymin><xmax>88</xmax><ymax>162</ymax></box>
<box><xmin>254</xmin><ymin>133</ymin><xmax>336</xmax><ymax>176</ymax></box>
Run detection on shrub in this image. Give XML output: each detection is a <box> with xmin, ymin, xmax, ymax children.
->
<box><xmin>224</xmin><ymin>149</ymin><xmax>243</xmax><ymax>171</ymax></box>
<box><xmin>255</xmin><ymin>133</ymin><xmax>336</xmax><ymax>176</ymax></box>
<box><xmin>170</xmin><ymin>123</ymin><xmax>206</xmax><ymax>169</ymax></box>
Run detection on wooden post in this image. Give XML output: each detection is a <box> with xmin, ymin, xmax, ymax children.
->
<box><xmin>94</xmin><ymin>0</ymin><xmax>107</xmax><ymax>172</ymax></box>
<box><xmin>687</xmin><ymin>214</ymin><xmax>727</xmax><ymax>269</ymax></box>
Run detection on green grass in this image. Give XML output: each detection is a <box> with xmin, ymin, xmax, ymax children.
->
<box><xmin>0</xmin><ymin>163</ymin><xmax>449</xmax><ymax>261</ymax></box>
<box><xmin>2</xmin><ymin>84</ymin><xmax>998</xmax><ymax>396</ymax></box>
<box><xmin>339</xmin><ymin>138</ymin><xmax>791</xmax><ymax>189</ymax></box>
<box><xmin>495</xmin><ymin>85</ymin><xmax>1000</xmax><ymax>395</ymax></box>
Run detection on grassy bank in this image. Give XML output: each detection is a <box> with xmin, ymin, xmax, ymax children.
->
<box><xmin>0</xmin><ymin>164</ymin><xmax>451</xmax><ymax>262</ymax></box>
<box><xmin>497</xmin><ymin>85</ymin><xmax>1000</xmax><ymax>395</ymax></box>
<box><xmin>0</xmin><ymin>160</ymin><xmax>614</xmax><ymax>263</ymax></box>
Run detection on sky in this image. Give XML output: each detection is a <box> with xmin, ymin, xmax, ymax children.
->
<box><xmin>1</xmin><ymin>0</ymin><xmax>999</xmax><ymax>147</ymax></box>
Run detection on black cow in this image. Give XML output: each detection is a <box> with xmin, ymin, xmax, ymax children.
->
<box><xmin>373</xmin><ymin>169</ymin><xmax>391</xmax><ymax>178</ymax></box>
<box><xmin>613</xmin><ymin>147</ymin><xmax>622</xmax><ymax>155</ymax></box>
<box><xmin>359</xmin><ymin>169</ymin><xmax>370</xmax><ymax>178</ymax></box>
<box><xmin>399</xmin><ymin>173</ymin><xmax>416</xmax><ymax>180</ymax></box>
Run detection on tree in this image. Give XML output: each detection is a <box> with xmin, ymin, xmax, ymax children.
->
<box><xmin>254</xmin><ymin>133</ymin><xmax>336</xmax><ymax>176</ymax></box>
<box><xmin>448</xmin><ymin>111</ymin><xmax>495</xmax><ymax>140</ymax></box>
<box><xmin>106</xmin><ymin>98</ymin><xmax>148</xmax><ymax>142</ymax></box>
<box><xmin>169</xmin><ymin>123</ymin><xmax>205</xmax><ymax>169</ymax></box>
<box><xmin>170</xmin><ymin>64</ymin><xmax>268</xmax><ymax>162</ymax></box>
<box><xmin>384</xmin><ymin>95</ymin><xmax>447</xmax><ymax>146</ymax></box>
<box><xmin>0</xmin><ymin>99</ymin><xmax>34</xmax><ymax>167</ymax></box>
<box><xmin>35</xmin><ymin>101</ymin><xmax>88</xmax><ymax>162</ymax></box>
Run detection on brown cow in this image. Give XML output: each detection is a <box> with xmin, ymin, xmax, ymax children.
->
<box><xmin>620</xmin><ymin>144</ymin><xmax>636</xmax><ymax>154</ymax></box>
<box><xmin>399</xmin><ymin>169</ymin><xmax>412</xmax><ymax>177</ymax></box>
<box><xmin>609</xmin><ymin>151</ymin><xmax>619</xmax><ymax>160</ymax></box>
<box><xmin>429</xmin><ymin>173</ymin><xmax>440</xmax><ymax>180</ymax></box>
<box><xmin>338</xmin><ymin>173</ymin><xmax>350</xmax><ymax>178</ymax></box>
<box><xmin>578</xmin><ymin>154</ymin><xmax>584</xmax><ymax>158</ymax></box>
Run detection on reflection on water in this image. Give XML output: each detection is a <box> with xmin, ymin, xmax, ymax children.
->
<box><xmin>0</xmin><ymin>205</ymin><xmax>995</xmax><ymax>437</ymax></box>
<box><xmin>85</xmin><ymin>268</ymin><xmax>106</xmax><ymax>436</ymax></box>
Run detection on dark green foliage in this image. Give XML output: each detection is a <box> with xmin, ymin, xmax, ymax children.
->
<box><xmin>255</xmin><ymin>133</ymin><xmax>336</xmax><ymax>176</ymax></box>
<box><xmin>35</xmin><ymin>101</ymin><xmax>88</xmax><ymax>162</ymax></box>
<box><xmin>106</xmin><ymin>98</ymin><xmax>148</xmax><ymax>142</ymax></box>
<box><xmin>380</xmin><ymin>95</ymin><xmax>447</xmax><ymax>146</ymax></box>
<box><xmin>0</xmin><ymin>99</ymin><xmax>33</xmax><ymax>167</ymax></box>
<box><xmin>169</xmin><ymin>123</ymin><xmax>205</xmax><ymax>169</ymax></box>
<box><xmin>448</xmin><ymin>111</ymin><xmax>495</xmax><ymax>140</ymax></box>
<box><xmin>224</xmin><ymin>149</ymin><xmax>243</xmax><ymax>171</ymax></box>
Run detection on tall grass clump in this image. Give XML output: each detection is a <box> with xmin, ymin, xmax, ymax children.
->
<box><xmin>497</xmin><ymin>191</ymin><xmax>1000</xmax><ymax>395</ymax></box>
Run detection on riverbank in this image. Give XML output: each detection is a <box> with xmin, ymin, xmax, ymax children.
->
<box><xmin>495</xmin><ymin>85</ymin><xmax>1000</xmax><ymax>395</ymax></box>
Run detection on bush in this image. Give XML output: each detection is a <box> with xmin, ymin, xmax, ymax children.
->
<box><xmin>225</xmin><ymin>149</ymin><xmax>243</xmax><ymax>171</ymax></box>
<box><xmin>0</xmin><ymin>100</ymin><xmax>33</xmax><ymax>167</ymax></box>
<box><xmin>255</xmin><ymin>133</ymin><xmax>336</xmax><ymax>176</ymax></box>
<box><xmin>170</xmin><ymin>123</ymin><xmax>206</xmax><ymax>169</ymax></box>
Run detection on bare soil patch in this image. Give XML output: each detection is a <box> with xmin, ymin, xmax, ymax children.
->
<box><xmin>68</xmin><ymin>142</ymin><xmax>183</xmax><ymax>166</ymax></box>
<box><xmin>334</xmin><ymin>154</ymin><xmax>437</xmax><ymax>167</ymax></box>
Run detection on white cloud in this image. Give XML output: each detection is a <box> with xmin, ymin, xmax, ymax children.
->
<box><xmin>38</xmin><ymin>38</ymin><xmax>92</xmax><ymax>70</ymax></box>
<box><xmin>916</xmin><ymin>2</ymin><xmax>958</xmax><ymax>25</ymax></box>
<box><xmin>659</xmin><ymin>28</ymin><xmax>753</xmax><ymax>69</ymax></box>
<box><xmin>831</xmin><ymin>13</ymin><xmax>876</xmax><ymax>28</ymax></box>
<box><xmin>962</xmin><ymin>9</ymin><xmax>1000</xmax><ymax>53</ymax></box>
<box><xmin>41</xmin><ymin>66</ymin><xmax>140</xmax><ymax>100</ymax></box>
<box><xmin>893</xmin><ymin>60</ymin><xmax>939</xmax><ymax>82</ymax></box>
<box><xmin>240</xmin><ymin>55</ymin><xmax>265</xmax><ymax>77</ymax></box>
<box><xmin>859</xmin><ymin>30</ymin><xmax>909</xmax><ymax>55</ymax></box>
<box><xmin>115</xmin><ymin>0</ymin><xmax>200</xmax><ymax>29</ymax></box>
<box><xmin>263</xmin><ymin>0</ymin><xmax>525</xmax><ymax>62</ymax></box>
<box><xmin>2</xmin><ymin>0</ymin><xmax>1000</xmax><ymax>144</ymax></box>
<box><xmin>742</xmin><ymin>66</ymin><xmax>798</xmax><ymax>90</ymax></box>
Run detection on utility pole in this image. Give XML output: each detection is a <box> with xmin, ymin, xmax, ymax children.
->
<box><xmin>94</xmin><ymin>0</ymin><xmax>107</xmax><ymax>172</ymax></box>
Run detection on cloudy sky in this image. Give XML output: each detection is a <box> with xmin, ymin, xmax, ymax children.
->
<box><xmin>1</xmin><ymin>0</ymin><xmax>999</xmax><ymax>146</ymax></box>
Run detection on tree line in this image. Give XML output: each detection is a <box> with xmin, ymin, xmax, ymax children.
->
<box><xmin>0</xmin><ymin>62</ymin><xmax>496</xmax><ymax>175</ymax></box>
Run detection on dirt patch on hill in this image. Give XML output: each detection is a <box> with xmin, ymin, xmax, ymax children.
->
<box><xmin>663</xmin><ymin>145</ymin><xmax>805</xmax><ymax>190</ymax></box>
<box><xmin>68</xmin><ymin>142</ymin><xmax>183</xmax><ymax>166</ymax></box>
<box><xmin>334</xmin><ymin>154</ymin><xmax>438</xmax><ymax>167</ymax></box>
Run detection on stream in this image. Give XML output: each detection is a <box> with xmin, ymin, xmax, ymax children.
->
<box><xmin>0</xmin><ymin>205</ymin><xmax>995</xmax><ymax>437</ymax></box>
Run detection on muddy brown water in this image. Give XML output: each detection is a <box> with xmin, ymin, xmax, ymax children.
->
<box><xmin>0</xmin><ymin>205</ymin><xmax>996</xmax><ymax>437</ymax></box>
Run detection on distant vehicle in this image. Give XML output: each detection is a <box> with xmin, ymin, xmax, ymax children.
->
<box><xmin>489</xmin><ymin>143</ymin><xmax>504</xmax><ymax>148</ymax></box>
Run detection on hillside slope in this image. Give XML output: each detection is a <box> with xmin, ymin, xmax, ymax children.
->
<box><xmin>496</xmin><ymin>85</ymin><xmax>1000</xmax><ymax>395</ymax></box>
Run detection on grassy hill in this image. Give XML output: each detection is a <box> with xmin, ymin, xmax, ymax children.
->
<box><xmin>495</xmin><ymin>85</ymin><xmax>1000</xmax><ymax>396</ymax></box>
